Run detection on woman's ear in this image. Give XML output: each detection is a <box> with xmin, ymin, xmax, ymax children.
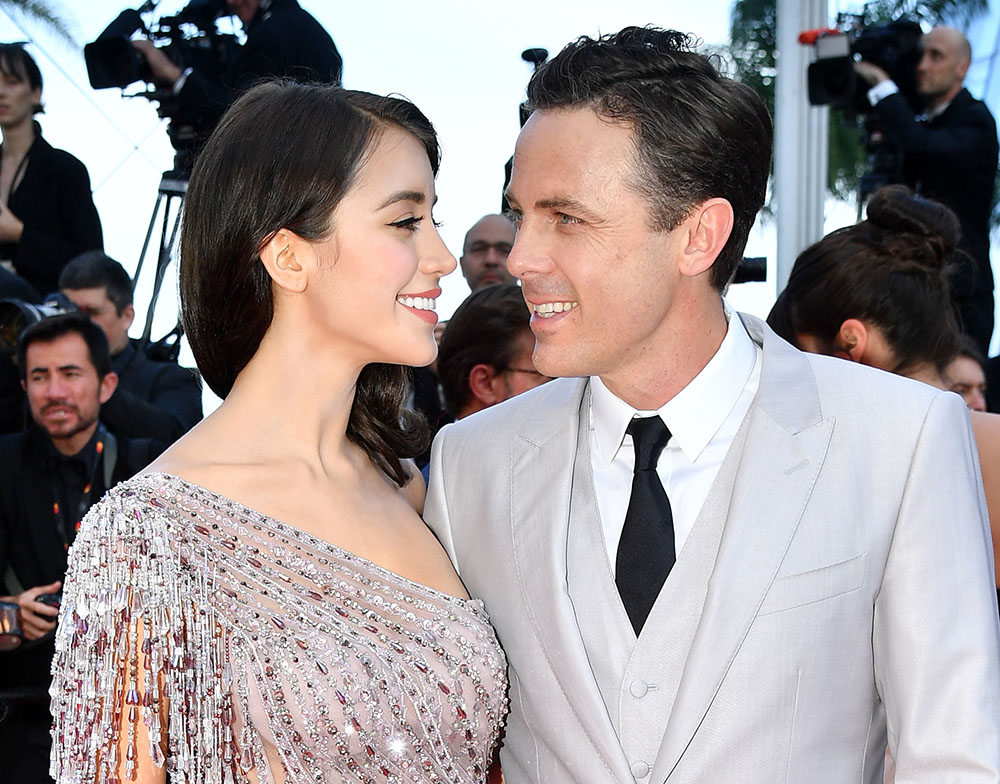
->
<box><xmin>835</xmin><ymin>318</ymin><xmax>869</xmax><ymax>362</ymax></box>
<box><xmin>259</xmin><ymin>228</ymin><xmax>308</xmax><ymax>293</ymax></box>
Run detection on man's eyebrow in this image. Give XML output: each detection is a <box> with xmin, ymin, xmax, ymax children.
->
<box><xmin>535</xmin><ymin>197</ymin><xmax>589</xmax><ymax>212</ymax></box>
<box><xmin>377</xmin><ymin>190</ymin><xmax>426</xmax><ymax>210</ymax></box>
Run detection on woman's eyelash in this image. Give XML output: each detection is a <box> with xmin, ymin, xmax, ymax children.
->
<box><xmin>391</xmin><ymin>217</ymin><xmax>422</xmax><ymax>231</ymax></box>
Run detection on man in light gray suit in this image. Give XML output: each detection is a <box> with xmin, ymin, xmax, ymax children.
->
<box><xmin>425</xmin><ymin>27</ymin><xmax>1000</xmax><ymax>783</ymax></box>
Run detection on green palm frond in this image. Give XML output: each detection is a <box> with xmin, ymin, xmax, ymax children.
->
<box><xmin>0</xmin><ymin>0</ymin><xmax>73</xmax><ymax>44</ymax></box>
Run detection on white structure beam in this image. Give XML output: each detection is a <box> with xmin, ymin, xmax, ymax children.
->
<box><xmin>774</xmin><ymin>0</ymin><xmax>829</xmax><ymax>294</ymax></box>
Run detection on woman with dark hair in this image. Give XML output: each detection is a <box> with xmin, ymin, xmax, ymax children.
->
<box><xmin>50</xmin><ymin>81</ymin><xmax>507</xmax><ymax>783</ymax></box>
<box><xmin>0</xmin><ymin>44</ymin><xmax>102</xmax><ymax>296</ymax></box>
<box><xmin>769</xmin><ymin>184</ymin><xmax>1000</xmax><ymax>596</ymax></box>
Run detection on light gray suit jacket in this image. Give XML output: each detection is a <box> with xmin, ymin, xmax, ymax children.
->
<box><xmin>424</xmin><ymin>314</ymin><xmax>1000</xmax><ymax>783</ymax></box>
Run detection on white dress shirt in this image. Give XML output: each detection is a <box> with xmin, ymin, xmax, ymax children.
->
<box><xmin>589</xmin><ymin>306</ymin><xmax>762</xmax><ymax>572</ymax></box>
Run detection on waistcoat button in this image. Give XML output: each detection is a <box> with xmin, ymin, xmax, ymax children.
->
<box><xmin>629</xmin><ymin>678</ymin><xmax>648</xmax><ymax>698</ymax></box>
<box><xmin>631</xmin><ymin>760</ymin><xmax>650</xmax><ymax>778</ymax></box>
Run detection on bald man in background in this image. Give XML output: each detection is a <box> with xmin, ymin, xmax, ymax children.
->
<box><xmin>856</xmin><ymin>26</ymin><xmax>999</xmax><ymax>355</ymax></box>
<box><xmin>459</xmin><ymin>214</ymin><xmax>517</xmax><ymax>290</ymax></box>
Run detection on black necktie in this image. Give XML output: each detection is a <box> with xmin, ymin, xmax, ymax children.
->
<box><xmin>616</xmin><ymin>416</ymin><xmax>675</xmax><ymax>635</ymax></box>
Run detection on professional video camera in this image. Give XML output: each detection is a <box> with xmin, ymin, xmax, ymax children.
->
<box><xmin>85</xmin><ymin>0</ymin><xmax>239</xmax><ymax>172</ymax></box>
<box><xmin>802</xmin><ymin>13</ymin><xmax>924</xmax><ymax>202</ymax></box>
<box><xmin>804</xmin><ymin>13</ymin><xmax>923</xmax><ymax>114</ymax></box>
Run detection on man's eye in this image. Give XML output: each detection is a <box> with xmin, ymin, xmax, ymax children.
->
<box><xmin>558</xmin><ymin>213</ymin><xmax>581</xmax><ymax>225</ymax></box>
<box><xmin>504</xmin><ymin>209</ymin><xmax>523</xmax><ymax>226</ymax></box>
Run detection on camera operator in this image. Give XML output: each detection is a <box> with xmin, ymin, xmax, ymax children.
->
<box><xmin>59</xmin><ymin>251</ymin><xmax>202</xmax><ymax>444</ymax></box>
<box><xmin>854</xmin><ymin>26</ymin><xmax>998</xmax><ymax>355</ymax></box>
<box><xmin>0</xmin><ymin>312</ymin><xmax>165</xmax><ymax>782</ymax></box>
<box><xmin>133</xmin><ymin>0</ymin><xmax>342</xmax><ymax>135</ymax></box>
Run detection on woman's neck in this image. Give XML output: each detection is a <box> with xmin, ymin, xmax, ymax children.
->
<box><xmin>211</xmin><ymin>322</ymin><xmax>367</xmax><ymax>475</ymax></box>
<box><xmin>1</xmin><ymin>119</ymin><xmax>36</xmax><ymax>158</ymax></box>
<box><xmin>904</xmin><ymin>362</ymin><xmax>948</xmax><ymax>391</ymax></box>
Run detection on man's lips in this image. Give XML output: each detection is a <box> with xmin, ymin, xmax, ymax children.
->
<box><xmin>42</xmin><ymin>403</ymin><xmax>77</xmax><ymax>417</ymax></box>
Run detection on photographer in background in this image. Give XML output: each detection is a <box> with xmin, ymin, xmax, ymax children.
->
<box><xmin>59</xmin><ymin>251</ymin><xmax>202</xmax><ymax>444</ymax></box>
<box><xmin>855</xmin><ymin>26</ymin><xmax>998</xmax><ymax>355</ymax></box>
<box><xmin>0</xmin><ymin>313</ymin><xmax>164</xmax><ymax>783</ymax></box>
<box><xmin>0</xmin><ymin>43</ymin><xmax>103</xmax><ymax>298</ymax></box>
<box><xmin>133</xmin><ymin>0</ymin><xmax>342</xmax><ymax>134</ymax></box>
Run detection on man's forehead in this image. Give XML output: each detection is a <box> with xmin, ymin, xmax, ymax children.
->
<box><xmin>26</xmin><ymin>333</ymin><xmax>92</xmax><ymax>367</ymax></box>
<box><xmin>510</xmin><ymin>108</ymin><xmax>634</xmax><ymax>189</ymax></box>
<box><xmin>923</xmin><ymin>29</ymin><xmax>961</xmax><ymax>56</ymax></box>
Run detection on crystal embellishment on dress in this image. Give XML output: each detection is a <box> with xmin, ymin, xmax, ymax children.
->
<box><xmin>49</xmin><ymin>473</ymin><xmax>508</xmax><ymax>784</ymax></box>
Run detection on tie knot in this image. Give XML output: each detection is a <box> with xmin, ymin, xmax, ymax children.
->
<box><xmin>627</xmin><ymin>416</ymin><xmax>671</xmax><ymax>471</ymax></box>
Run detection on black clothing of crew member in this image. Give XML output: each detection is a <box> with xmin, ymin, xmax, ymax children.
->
<box><xmin>179</xmin><ymin>0</ymin><xmax>342</xmax><ymax>134</ymax></box>
<box><xmin>0</xmin><ymin>425</ymin><xmax>164</xmax><ymax>784</ymax></box>
<box><xmin>0</xmin><ymin>269</ymin><xmax>39</xmax><ymax>434</ymax></box>
<box><xmin>0</xmin><ymin>124</ymin><xmax>104</xmax><ymax>297</ymax></box>
<box><xmin>872</xmin><ymin>88</ymin><xmax>999</xmax><ymax>353</ymax></box>
<box><xmin>101</xmin><ymin>340</ymin><xmax>202</xmax><ymax>444</ymax></box>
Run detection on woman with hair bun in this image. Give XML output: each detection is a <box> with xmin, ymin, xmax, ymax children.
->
<box><xmin>769</xmin><ymin>184</ymin><xmax>1000</xmax><ymax>598</ymax></box>
<box><xmin>49</xmin><ymin>81</ymin><xmax>507</xmax><ymax>783</ymax></box>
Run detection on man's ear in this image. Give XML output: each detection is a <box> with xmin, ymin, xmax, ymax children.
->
<box><xmin>259</xmin><ymin>228</ymin><xmax>308</xmax><ymax>293</ymax></box>
<box><xmin>121</xmin><ymin>303</ymin><xmax>135</xmax><ymax>331</ymax></box>
<box><xmin>98</xmin><ymin>371</ymin><xmax>119</xmax><ymax>404</ymax></box>
<box><xmin>678</xmin><ymin>198</ymin><xmax>734</xmax><ymax>279</ymax></box>
<box><xmin>835</xmin><ymin>318</ymin><xmax>868</xmax><ymax>362</ymax></box>
<box><xmin>468</xmin><ymin>364</ymin><xmax>505</xmax><ymax>407</ymax></box>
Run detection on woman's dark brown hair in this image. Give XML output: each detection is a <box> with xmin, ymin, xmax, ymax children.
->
<box><xmin>181</xmin><ymin>80</ymin><xmax>439</xmax><ymax>485</ymax></box>
<box><xmin>768</xmin><ymin>185</ymin><xmax>962</xmax><ymax>377</ymax></box>
<box><xmin>0</xmin><ymin>43</ymin><xmax>44</xmax><ymax>113</ymax></box>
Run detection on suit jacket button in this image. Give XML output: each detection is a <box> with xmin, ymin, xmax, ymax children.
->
<box><xmin>631</xmin><ymin>760</ymin><xmax>650</xmax><ymax>778</ymax></box>
<box><xmin>629</xmin><ymin>679</ymin><xmax>648</xmax><ymax>698</ymax></box>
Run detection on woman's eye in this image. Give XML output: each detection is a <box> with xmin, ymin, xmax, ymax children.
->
<box><xmin>391</xmin><ymin>217</ymin><xmax>422</xmax><ymax>231</ymax></box>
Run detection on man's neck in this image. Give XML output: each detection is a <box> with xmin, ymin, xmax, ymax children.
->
<box><xmin>925</xmin><ymin>84</ymin><xmax>963</xmax><ymax>115</ymax></box>
<box><xmin>51</xmin><ymin>423</ymin><xmax>98</xmax><ymax>457</ymax></box>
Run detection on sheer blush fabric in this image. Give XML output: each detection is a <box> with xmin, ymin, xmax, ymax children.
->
<box><xmin>49</xmin><ymin>473</ymin><xmax>508</xmax><ymax>784</ymax></box>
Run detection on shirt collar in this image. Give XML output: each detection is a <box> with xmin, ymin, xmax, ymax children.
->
<box><xmin>44</xmin><ymin>425</ymin><xmax>104</xmax><ymax>476</ymax></box>
<box><xmin>590</xmin><ymin>304</ymin><xmax>757</xmax><ymax>467</ymax></box>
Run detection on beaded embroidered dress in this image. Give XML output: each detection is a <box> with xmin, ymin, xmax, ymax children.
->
<box><xmin>49</xmin><ymin>473</ymin><xmax>508</xmax><ymax>784</ymax></box>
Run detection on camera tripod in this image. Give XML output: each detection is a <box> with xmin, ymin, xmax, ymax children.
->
<box><xmin>132</xmin><ymin>168</ymin><xmax>187</xmax><ymax>361</ymax></box>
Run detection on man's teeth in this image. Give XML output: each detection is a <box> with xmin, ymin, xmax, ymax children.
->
<box><xmin>533</xmin><ymin>301</ymin><xmax>579</xmax><ymax>318</ymax></box>
<box><xmin>398</xmin><ymin>296</ymin><xmax>437</xmax><ymax>311</ymax></box>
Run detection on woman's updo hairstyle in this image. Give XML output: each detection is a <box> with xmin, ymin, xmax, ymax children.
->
<box><xmin>769</xmin><ymin>185</ymin><xmax>961</xmax><ymax>376</ymax></box>
<box><xmin>181</xmin><ymin>80</ymin><xmax>440</xmax><ymax>485</ymax></box>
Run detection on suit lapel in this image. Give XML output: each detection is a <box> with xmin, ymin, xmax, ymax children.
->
<box><xmin>652</xmin><ymin>315</ymin><xmax>836</xmax><ymax>781</ymax></box>
<box><xmin>509</xmin><ymin>379</ymin><xmax>635</xmax><ymax>781</ymax></box>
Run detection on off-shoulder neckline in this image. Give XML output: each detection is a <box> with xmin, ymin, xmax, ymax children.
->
<box><xmin>140</xmin><ymin>471</ymin><xmax>484</xmax><ymax>613</ymax></box>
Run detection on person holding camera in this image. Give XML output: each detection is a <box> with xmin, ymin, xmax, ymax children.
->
<box><xmin>133</xmin><ymin>0</ymin><xmax>342</xmax><ymax>136</ymax></box>
<box><xmin>0</xmin><ymin>312</ymin><xmax>164</xmax><ymax>783</ymax></box>
<box><xmin>855</xmin><ymin>25</ymin><xmax>998</xmax><ymax>356</ymax></box>
<box><xmin>0</xmin><ymin>44</ymin><xmax>104</xmax><ymax>299</ymax></box>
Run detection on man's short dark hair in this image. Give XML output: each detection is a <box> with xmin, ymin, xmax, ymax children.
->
<box><xmin>437</xmin><ymin>284</ymin><xmax>531</xmax><ymax>415</ymax></box>
<box><xmin>58</xmin><ymin>251</ymin><xmax>134</xmax><ymax>314</ymax></box>
<box><xmin>16</xmin><ymin>312</ymin><xmax>112</xmax><ymax>381</ymax></box>
<box><xmin>525</xmin><ymin>26</ymin><xmax>772</xmax><ymax>290</ymax></box>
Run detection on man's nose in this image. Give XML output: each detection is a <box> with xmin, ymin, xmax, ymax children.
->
<box><xmin>506</xmin><ymin>229</ymin><xmax>550</xmax><ymax>280</ymax></box>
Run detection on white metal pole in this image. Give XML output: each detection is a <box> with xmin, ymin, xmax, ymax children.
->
<box><xmin>774</xmin><ymin>0</ymin><xmax>829</xmax><ymax>294</ymax></box>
